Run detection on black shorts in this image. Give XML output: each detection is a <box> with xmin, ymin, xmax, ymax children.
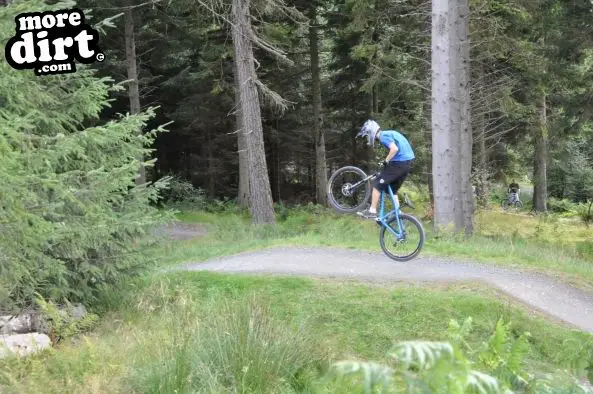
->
<box><xmin>372</xmin><ymin>160</ymin><xmax>413</xmax><ymax>193</ymax></box>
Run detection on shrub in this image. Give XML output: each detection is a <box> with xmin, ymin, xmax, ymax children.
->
<box><xmin>35</xmin><ymin>297</ymin><xmax>99</xmax><ymax>344</ymax></box>
<box><xmin>0</xmin><ymin>0</ymin><xmax>173</xmax><ymax>313</ymax></box>
<box><xmin>577</xmin><ymin>201</ymin><xmax>593</xmax><ymax>225</ymax></box>
<box><xmin>161</xmin><ymin>175</ymin><xmax>207</xmax><ymax>209</ymax></box>
<box><xmin>548</xmin><ymin>198</ymin><xmax>579</xmax><ymax>215</ymax></box>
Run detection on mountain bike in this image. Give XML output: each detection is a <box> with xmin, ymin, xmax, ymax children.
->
<box><xmin>327</xmin><ymin>165</ymin><xmax>425</xmax><ymax>261</ymax></box>
<box><xmin>501</xmin><ymin>191</ymin><xmax>523</xmax><ymax>210</ymax></box>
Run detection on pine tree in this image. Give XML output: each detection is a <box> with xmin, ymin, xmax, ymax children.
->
<box><xmin>0</xmin><ymin>0</ymin><xmax>172</xmax><ymax>313</ymax></box>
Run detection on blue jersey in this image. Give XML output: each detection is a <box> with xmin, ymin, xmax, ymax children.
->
<box><xmin>378</xmin><ymin>130</ymin><xmax>415</xmax><ymax>162</ymax></box>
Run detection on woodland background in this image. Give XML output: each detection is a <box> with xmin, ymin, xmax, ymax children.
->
<box><xmin>84</xmin><ymin>0</ymin><xmax>593</xmax><ymax>218</ymax></box>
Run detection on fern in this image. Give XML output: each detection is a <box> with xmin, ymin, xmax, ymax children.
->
<box><xmin>508</xmin><ymin>332</ymin><xmax>531</xmax><ymax>377</ymax></box>
<box><xmin>479</xmin><ymin>319</ymin><xmax>510</xmax><ymax>370</ymax></box>
<box><xmin>389</xmin><ymin>341</ymin><xmax>454</xmax><ymax>370</ymax></box>
<box><xmin>35</xmin><ymin>296</ymin><xmax>99</xmax><ymax>342</ymax></box>
<box><xmin>448</xmin><ymin>317</ymin><xmax>474</xmax><ymax>350</ymax></box>
<box><xmin>328</xmin><ymin>318</ymin><xmax>592</xmax><ymax>393</ymax></box>
<box><xmin>330</xmin><ymin>361</ymin><xmax>393</xmax><ymax>393</ymax></box>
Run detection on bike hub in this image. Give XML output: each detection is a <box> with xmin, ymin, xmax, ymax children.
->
<box><xmin>341</xmin><ymin>183</ymin><xmax>353</xmax><ymax>197</ymax></box>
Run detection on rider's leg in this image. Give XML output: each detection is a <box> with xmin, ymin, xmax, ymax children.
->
<box><xmin>368</xmin><ymin>187</ymin><xmax>396</xmax><ymax>212</ymax></box>
<box><xmin>358</xmin><ymin>162</ymin><xmax>411</xmax><ymax>219</ymax></box>
<box><xmin>369</xmin><ymin>187</ymin><xmax>381</xmax><ymax>213</ymax></box>
<box><xmin>357</xmin><ymin>169</ymin><xmax>389</xmax><ymax>218</ymax></box>
<box><xmin>391</xmin><ymin>178</ymin><xmax>405</xmax><ymax>207</ymax></box>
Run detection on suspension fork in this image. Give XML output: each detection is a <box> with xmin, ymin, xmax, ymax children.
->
<box><xmin>379</xmin><ymin>186</ymin><xmax>405</xmax><ymax>239</ymax></box>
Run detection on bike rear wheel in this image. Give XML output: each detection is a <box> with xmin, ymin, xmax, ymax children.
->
<box><xmin>379</xmin><ymin>213</ymin><xmax>425</xmax><ymax>261</ymax></box>
<box><xmin>327</xmin><ymin>166</ymin><xmax>372</xmax><ymax>213</ymax></box>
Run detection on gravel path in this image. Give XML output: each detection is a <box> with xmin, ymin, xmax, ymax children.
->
<box><xmin>176</xmin><ymin>246</ymin><xmax>593</xmax><ymax>334</ymax></box>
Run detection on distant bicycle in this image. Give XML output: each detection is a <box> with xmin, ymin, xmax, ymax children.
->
<box><xmin>327</xmin><ymin>165</ymin><xmax>425</xmax><ymax>261</ymax></box>
<box><xmin>501</xmin><ymin>191</ymin><xmax>523</xmax><ymax>210</ymax></box>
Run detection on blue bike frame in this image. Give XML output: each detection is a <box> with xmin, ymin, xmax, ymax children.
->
<box><xmin>376</xmin><ymin>184</ymin><xmax>405</xmax><ymax>240</ymax></box>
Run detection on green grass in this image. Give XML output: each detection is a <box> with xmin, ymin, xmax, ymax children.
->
<box><xmin>1</xmin><ymin>273</ymin><xmax>591</xmax><ymax>393</ymax></box>
<box><xmin>161</xmin><ymin>206</ymin><xmax>593</xmax><ymax>289</ymax></box>
<box><xmin>2</xmin><ymin>205</ymin><xmax>592</xmax><ymax>393</ymax></box>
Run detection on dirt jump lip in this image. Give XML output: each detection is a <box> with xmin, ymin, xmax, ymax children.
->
<box><xmin>172</xmin><ymin>246</ymin><xmax>593</xmax><ymax>334</ymax></box>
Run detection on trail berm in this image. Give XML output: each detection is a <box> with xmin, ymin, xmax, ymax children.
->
<box><xmin>174</xmin><ymin>246</ymin><xmax>593</xmax><ymax>334</ymax></box>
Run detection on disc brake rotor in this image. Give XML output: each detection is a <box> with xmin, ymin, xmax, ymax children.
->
<box><xmin>341</xmin><ymin>183</ymin><xmax>354</xmax><ymax>197</ymax></box>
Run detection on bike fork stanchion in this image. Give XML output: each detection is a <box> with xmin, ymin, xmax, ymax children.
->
<box><xmin>386</xmin><ymin>186</ymin><xmax>404</xmax><ymax>239</ymax></box>
<box><xmin>375</xmin><ymin>190</ymin><xmax>384</xmax><ymax>227</ymax></box>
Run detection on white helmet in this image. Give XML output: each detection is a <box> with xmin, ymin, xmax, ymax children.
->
<box><xmin>357</xmin><ymin>119</ymin><xmax>380</xmax><ymax>148</ymax></box>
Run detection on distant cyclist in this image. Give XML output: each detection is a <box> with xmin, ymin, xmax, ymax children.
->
<box><xmin>507</xmin><ymin>181</ymin><xmax>520</xmax><ymax>203</ymax></box>
<box><xmin>356</xmin><ymin>119</ymin><xmax>415</xmax><ymax>220</ymax></box>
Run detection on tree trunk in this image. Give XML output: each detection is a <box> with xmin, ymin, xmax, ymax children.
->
<box><xmin>472</xmin><ymin>61</ymin><xmax>489</xmax><ymax>208</ymax></box>
<box><xmin>458</xmin><ymin>0</ymin><xmax>473</xmax><ymax>235</ymax></box>
<box><xmin>533</xmin><ymin>91</ymin><xmax>548</xmax><ymax>212</ymax></box>
<box><xmin>124</xmin><ymin>1</ymin><xmax>145</xmax><ymax>185</ymax></box>
<box><xmin>425</xmin><ymin>126</ymin><xmax>435</xmax><ymax>220</ymax></box>
<box><xmin>233</xmin><ymin>57</ymin><xmax>250</xmax><ymax>208</ymax></box>
<box><xmin>276</xmin><ymin>119</ymin><xmax>281</xmax><ymax>201</ymax></box>
<box><xmin>309</xmin><ymin>4</ymin><xmax>328</xmax><ymax>206</ymax></box>
<box><xmin>431</xmin><ymin>0</ymin><xmax>459</xmax><ymax>232</ymax></box>
<box><xmin>231</xmin><ymin>0</ymin><xmax>276</xmax><ymax>224</ymax></box>
<box><xmin>477</xmin><ymin>123</ymin><xmax>488</xmax><ymax>205</ymax></box>
<box><xmin>449</xmin><ymin>0</ymin><xmax>464</xmax><ymax>232</ymax></box>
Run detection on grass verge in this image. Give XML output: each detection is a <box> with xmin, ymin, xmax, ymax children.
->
<box><xmin>1</xmin><ymin>272</ymin><xmax>592</xmax><ymax>393</ymax></box>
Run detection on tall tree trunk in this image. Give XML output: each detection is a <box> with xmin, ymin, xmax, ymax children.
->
<box><xmin>276</xmin><ymin>119</ymin><xmax>281</xmax><ymax>201</ymax></box>
<box><xmin>124</xmin><ymin>1</ymin><xmax>145</xmax><ymax>185</ymax></box>
<box><xmin>431</xmin><ymin>0</ymin><xmax>459</xmax><ymax>232</ymax></box>
<box><xmin>472</xmin><ymin>62</ymin><xmax>489</xmax><ymax>208</ymax></box>
<box><xmin>231</xmin><ymin>0</ymin><xmax>276</xmax><ymax>224</ymax></box>
<box><xmin>458</xmin><ymin>0</ymin><xmax>473</xmax><ymax>234</ymax></box>
<box><xmin>477</xmin><ymin>122</ymin><xmax>488</xmax><ymax>205</ymax></box>
<box><xmin>449</xmin><ymin>0</ymin><xmax>463</xmax><ymax>232</ymax></box>
<box><xmin>233</xmin><ymin>59</ymin><xmax>250</xmax><ymax>207</ymax></box>
<box><xmin>533</xmin><ymin>91</ymin><xmax>548</xmax><ymax>212</ymax></box>
<box><xmin>309</xmin><ymin>4</ymin><xmax>328</xmax><ymax>206</ymax></box>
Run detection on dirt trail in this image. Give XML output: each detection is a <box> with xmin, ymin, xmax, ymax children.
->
<box><xmin>174</xmin><ymin>246</ymin><xmax>593</xmax><ymax>334</ymax></box>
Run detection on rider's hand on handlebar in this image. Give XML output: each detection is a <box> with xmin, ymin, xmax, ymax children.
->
<box><xmin>379</xmin><ymin>160</ymin><xmax>389</xmax><ymax>169</ymax></box>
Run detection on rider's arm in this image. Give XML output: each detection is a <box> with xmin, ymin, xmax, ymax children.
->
<box><xmin>385</xmin><ymin>142</ymin><xmax>398</xmax><ymax>162</ymax></box>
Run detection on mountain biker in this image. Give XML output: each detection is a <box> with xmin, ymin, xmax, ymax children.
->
<box><xmin>356</xmin><ymin>119</ymin><xmax>415</xmax><ymax>219</ymax></box>
<box><xmin>508</xmin><ymin>181</ymin><xmax>520</xmax><ymax>202</ymax></box>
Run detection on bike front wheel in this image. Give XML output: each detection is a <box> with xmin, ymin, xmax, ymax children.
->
<box><xmin>379</xmin><ymin>213</ymin><xmax>425</xmax><ymax>262</ymax></box>
<box><xmin>327</xmin><ymin>166</ymin><xmax>372</xmax><ymax>213</ymax></box>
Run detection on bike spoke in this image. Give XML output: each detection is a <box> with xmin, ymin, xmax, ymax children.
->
<box><xmin>330</xmin><ymin>171</ymin><xmax>368</xmax><ymax>209</ymax></box>
<box><xmin>381</xmin><ymin>217</ymin><xmax>422</xmax><ymax>259</ymax></box>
